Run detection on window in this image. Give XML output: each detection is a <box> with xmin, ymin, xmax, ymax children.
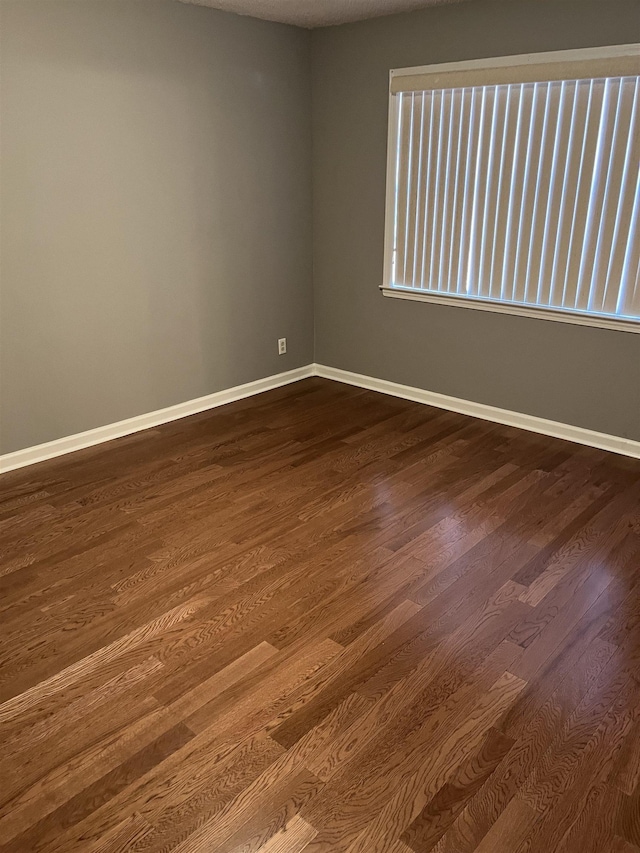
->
<box><xmin>382</xmin><ymin>45</ymin><xmax>640</xmax><ymax>332</ymax></box>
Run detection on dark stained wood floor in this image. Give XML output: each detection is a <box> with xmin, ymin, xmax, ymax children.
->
<box><xmin>1</xmin><ymin>377</ymin><xmax>640</xmax><ymax>853</ymax></box>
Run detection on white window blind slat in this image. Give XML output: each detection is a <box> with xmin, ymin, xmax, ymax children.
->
<box><xmin>404</xmin><ymin>94</ymin><xmax>419</xmax><ymax>288</ymax></box>
<box><xmin>519</xmin><ymin>86</ymin><xmax>540</xmax><ymax>301</ymax></box>
<box><xmin>620</xmin><ymin>165</ymin><xmax>640</xmax><ymax>314</ymax></box>
<box><xmin>394</xmin><ymin>92</ymin><xmax>409</xmax><ymax>286</ymax></box>
<box><xmin>455</xmin><ymin>88</ymin><xmax>479</xmax><ymax>295</ymax></box>
<box><xmin>523</xmin><ymin>82</ymin><xmax>553</xmax><ymax>305</ymax></box>
<box><xmin>498</xmin><ymin>83</ymin><xmax>527</xmax><ymax>302</ymax></box>
<box><xmin>429</xmin><ymin>90</ymin><xmax>448</xmax><ymax>291</ymax></box>
<box><xmin>446</xmin><ymin>89</ymin><xmax>468</xmax><ymax>293</ymax></box>
<box><xmin>548</xmin><ymin>80</ymin><xmax>583</xmax><ymax>308</ymax></box>
<box><xmin>486</xmin><ymin>86</ymin><xmax>511</xmax><ymax>299</ymax></box>
<box><xmin>411</xmin><ymin>93</ymin><xmax>427</xmax><ymax>288</ymax></box>
<box><xmin>604</xmin><ymin>79</ymin><xmax>639</xmax><ymax>314</ymax></box>
<box><xmin>590</xmin><ymin>79</ymin><xmax>628</xmax><ymax>312</ymax></box>
<box><xmin>438</xmin><ymin>90</ymin><xmax>458</xmax><ymax>293</ymax></box>
<box><xmin>574</xmin><ymin>78</ymin><xmax>617</xmax><ymax>311</ymax></box>
<box><xmin>477</xmin><ymin>87</ymin><xmax>501</xmax><ymax>297</ymax></box>
<box><xmin>466</xmin><ymin>86</ymin><xmax>489</xmax><ymax>297</ymax></box>
<box><xmin>536</xmin><ymin>81</ymin><xmax>569</xmax><ymax>307</ymax></box>
<box><xmin>560</xmin><ymin>80</ymin><xmax>598</xmax><ymax>310</ymax></box>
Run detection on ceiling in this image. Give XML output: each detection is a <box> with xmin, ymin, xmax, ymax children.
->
<box><xmin>177</xmin><ymin>0</ymin><xmax>464</xmax><ymax>29</ymax></box>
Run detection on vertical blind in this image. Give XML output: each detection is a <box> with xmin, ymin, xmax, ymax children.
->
<box><xmin>387</xmin><ymin>75</ymin><xmax>640</xmax><ymax>326</ymax></box>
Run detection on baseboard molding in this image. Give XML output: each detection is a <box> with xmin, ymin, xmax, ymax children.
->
<box><xmin>0</xmin><ymin>365</ymin><xmax>315</xmax><ymax>474</ymax></box>
<box><xmin>314</xmin><ymin>364</ymin><xmax>640</xmax><ymax>460</ymax></box>
<box><xmin>3</xmin><ymin>362</ymin><xmax>639</xmax><ymax>473</ymax></box>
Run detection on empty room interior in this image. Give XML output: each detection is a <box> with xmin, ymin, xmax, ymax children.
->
<box><xmin>2</xmin><ymin>0</ymin><xmax>640</xmax><ymax>850</ymax></box>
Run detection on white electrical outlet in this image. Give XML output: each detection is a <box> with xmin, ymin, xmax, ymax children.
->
<box><xmin>278</xmin><ymin>338</ymin><xmax>287</xmax><ymax>355</ymax></box>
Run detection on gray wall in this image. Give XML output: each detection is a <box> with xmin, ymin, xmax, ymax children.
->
<box><xmin>3</xmin><ymin>0</ymin><xmax>639</xmax><ymax>456</ymax></box>
<box><xmin>0</xmin><ymin>0</ymin><xmax>313</xmax><ymax>454</ymax></box>
<box><xmin>311</xmin><ymin>0</ymin><xmax>640</xmax><ymax>441</ymax></box>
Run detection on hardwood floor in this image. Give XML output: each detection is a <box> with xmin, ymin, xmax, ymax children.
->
<box><xmin>1</xmin><ymin>377</ymin><xmax>639</xmax><ymax>853</ymax></box>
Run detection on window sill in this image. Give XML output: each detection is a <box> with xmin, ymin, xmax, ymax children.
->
<box><xmin>380</xmin><ymin>286</ymin><xmax>640</xmax><ymax>334</ymax></box>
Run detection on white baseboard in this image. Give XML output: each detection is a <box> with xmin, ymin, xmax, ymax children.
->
<box><xmin>0</xmin><ymin>365</ymin><xmax>315</xmax><ymax>474</ymax></box>
<box><xmin>314</xmin><ymin>364</ymin><xmax>640</xmax><ymax>460</ymax></box>
<box><xmin>3</xmin><ymin>362</ymin><xmax>639</xmax><ymax>474</ymax></box>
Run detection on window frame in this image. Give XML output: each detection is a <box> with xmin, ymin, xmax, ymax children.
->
<box><xmin>381</xmin><ymin>44</ymin><xmax>640</xmax><ymax>334</ymax></box>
